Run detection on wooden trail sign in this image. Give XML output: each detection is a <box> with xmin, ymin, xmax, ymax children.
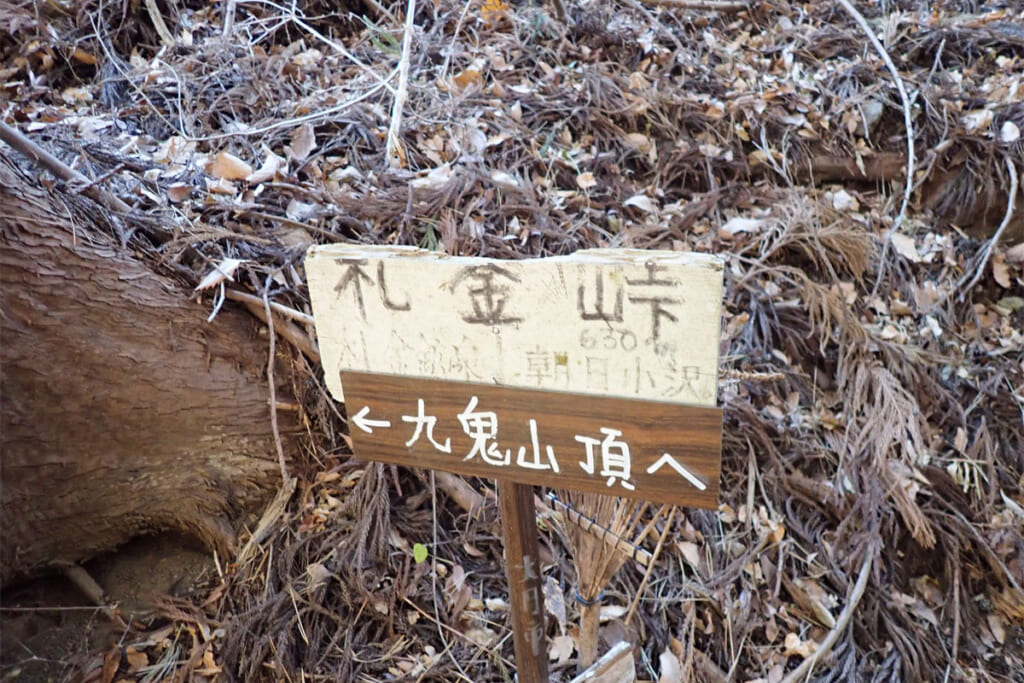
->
<box><xmin>306</xmin><ymin>245</ymin><xmax>724</xmax><ymax>682</ymax></box>
<box><xmin>305</xmin><ymin>245</ymin><xmax>722</xmax><ymax>406</ymax></box>
<box><xmin>341</xmin><ymin>371</ymin><xmax>722</xmax><ymax>508</ymax></box>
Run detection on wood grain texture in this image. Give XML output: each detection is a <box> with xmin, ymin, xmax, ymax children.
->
<box><xmin>342</xmin><ymin>371</ymin><xmax>722</xmax><ymax>508</ymax></box>
<box><xmin>0</xmin><ymin>152</ymin><xmax>299</xmax><ymax>584</ymax></box>
<box><xmin>497</xmin><ymin>480</ymin><xmax>549</xmax><ymax>683</ymax></box>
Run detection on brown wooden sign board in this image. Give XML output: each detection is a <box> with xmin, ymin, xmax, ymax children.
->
<box><xmin>342</xmin><ymin>371</ymin><xmax>722</xmax><ymax>509</ymax></box>
<box><xmin>307</xmin><ymin>246</ymin><xmax>726</xmax><ymax>682</ymax></box>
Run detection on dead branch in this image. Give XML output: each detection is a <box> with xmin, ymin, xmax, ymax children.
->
<box><xmin>624</xmin><ymin>506</ymin><xmax>677</xmax><ymax>626</ymax></box>
<box><xmin>958</xmin><ymin>156</ymin><xmax>1019</xmax><ymax>297</ymax></box>
<box><xmin>0</xmin><ymin>121</ymin><xmax>131</xmax><ymax>214</ymax></box>
<box><xmin>800</xmin><ymin>153</ymin><xmax>907</xmax><ymax>183</ymax></box>
<box><xmin>781</xmin><ymin>545</ymin><xmax>876</xmax><ymax>683</ymax></box>
<box><xmin>386</xmin><ymin>0</ymin><xmax>417</xmax><ymax>168</ymax></box>
<box><xmin>433</xmin><ymin>471</ymin><xmax>486</xmax><ymax>514</ymax></box>
<box><xmin>833</xmin><ymin>0</ymin><xmax>915</xmax><ymax>295</ymax></box>
<box><xmin>240</xmin><ymin>299</ymin><xmax>321</xmax><ymax>364</ymax></box>
<box><xmin>225</xmin><ymin>288</ymin><xmax>315</xmax><ymax>326</ymax></box>
<box><xmin>145</xmin><ymin>0</ymin><xmax>174</xmax><ymax>45</ymax></box>
<box><xmin>637</xmin><ymin>0</ymin><xmax>750</xmax><ymax>9</ymax></box>
<box><xmin>263</xmin><ymin>277</ymin><xmax>292</xmax><ymax>483</ymax></box>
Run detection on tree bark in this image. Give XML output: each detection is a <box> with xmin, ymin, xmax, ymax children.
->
<box><xmin>0</xmin><ymin>152</ymin><xmax>300</xmax><ymax>585</ymax></box>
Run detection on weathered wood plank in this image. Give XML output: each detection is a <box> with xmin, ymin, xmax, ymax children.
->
<box><xmin>306</xmin><ymin>245</ymin><xmax>723</xmax><ymax>407</ymax></box>
<box><xmin>497</xmin><ymin>481</ymin><xmax>549</xmax><ymax>683</ymax></box>
<box><xmin>341</xmin><ymin>371</ymin><xmax>722</xmax><ymax>508</ymax></box>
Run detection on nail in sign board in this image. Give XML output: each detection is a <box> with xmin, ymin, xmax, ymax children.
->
<box><xmin>305</xmin><ymin>246</ymin><xmax>724</xmax><ymax>508</ymax></box>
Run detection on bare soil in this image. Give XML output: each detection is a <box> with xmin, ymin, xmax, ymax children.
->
<box><xmin>1</xmin><ymin>533</ymin><xmax>213</xmax><ymax>682</ymax></box>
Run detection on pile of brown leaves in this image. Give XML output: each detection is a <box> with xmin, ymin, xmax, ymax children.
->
<box><xmin>2</xmin><ymin>0</ymin><xmax>1022</xmax><ymax>679</ymax></box>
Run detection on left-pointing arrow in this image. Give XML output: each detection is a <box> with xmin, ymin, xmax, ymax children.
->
<box><xmin>353</xmin><ymin>406</ymin><xmax>391</xmax><ymax>433</ymax></box>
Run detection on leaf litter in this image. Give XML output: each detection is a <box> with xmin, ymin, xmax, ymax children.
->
<box><xmin>1</xmin><ymin>0</ymin><xmax>1022</xmax><ymax>680</ymax></box>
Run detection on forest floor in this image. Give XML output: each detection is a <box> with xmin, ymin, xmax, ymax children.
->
<box><xmin>1</xmin><ymin>0</ymin><xmax>1023</xmax><ymax>681</ymax></box>
<box><xmin>1</xmin><ymin>534</ymin><xmax>213</xmax><ymax>681</ymax></box>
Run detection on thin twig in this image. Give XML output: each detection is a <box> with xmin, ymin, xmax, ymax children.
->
<box><xmin>0</xmin><ymin>121</ymin><xmax>131</xmax><ymax>214</ymax></box>
<box><xmin>719</xmin><ymin>369</ymin><xmax>785</xmax><ymax>382</ymax></box>
<box><xmin>624</xmin><ymin>506</ymin><xmax>677</xmax><ymax>627</ymax></box>
<box><xmin>925</xmin><ymin>156</ymin><xmax>1020</xmax><ymax>312</ymax></box>
<box><xmin>225</xmin><ymin>288</ymin><xmax>315</xmax><ymax>325</ymax></box>
<box><xmin>145</xmin><ymin>0</ymin><xmax>175</xmax><ymax>45</ymax></box>
<box><xmin>0</xmin><ymin>606</ymin><xmax>116</xmax><ymax>612</ymax></box>
<box><xmin>236</xmin><ymin>0</ymin><xmax>397</xmax><ymax>97</ymax></box>
<box><xmin>957</xmin><ymin>157</ymin><xmax>1018</xmax><ymax>298</ymax></box>
<box><xmin>637</xmin><ymin>0</ymin><xmax>750</xmax><ymax>9</ymax></box>
<box><xmin>386</xmin><ymin>0</ymin><xmax>417</xmax><ymax>168</ymax></box>
<box><xmin>546</xmin><ymin>493</ymin><xmax>653</xmax><ymax>567</ymax></box>
<box><xmin>837</xmin><ymin>0</ymin><xmax>916</xmax><ymax>296</ymax></box>
<box><xmin>223</xmin><ymin>0</ymin><xmax>237</xmax><ymax>35</ymax></box>
<box><xmin>241</xmin><ymin>299</ymin><xmax>320</xmax><ymax>363</ymax></box>
<box><xmin>780</xmin><ymin>544</ymin><xmax>875</xmax><ymax>683</ymax></box>
<box><xmin>440</xmin><ymin>0</ymin><xmax>474</xmax><ymax>84</ymax></box>
<box><xmin>550</xmin><ymin>0</ymin><xmax>568</xmax><ymax>23</ymax></box>
<box><xmin>429</xmin><ymin>472</ymin><xmax>473</xmax><ymax>682</ymax></box>
<box><xmin>399</xmin><ymin>595</ymin><xmax>516</xmax><ymax>670</ymax></box>
<box><xmin>60</xmin><ymin>565</ymin><xmax>131</xmax><ymax>632</ymax></box>
<box><xmin>263</xmin><ymin>276</ymin><xmax>290</xmax><ymax>483</ymax></box>
<box><xmin>951</xmin><ymin>558</ymin><xmax>961</xmax><ymax>672</ymax></box>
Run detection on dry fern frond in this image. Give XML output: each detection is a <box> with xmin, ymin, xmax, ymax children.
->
<box><xmin>752</xmin><ymin>194</ymin><xmax>873</xmax><ymax>280</ymax></box>
<box><xmin>844</xmin><ymin>362</ymin><xmax>935</xmax><ymax>548</ymax></box>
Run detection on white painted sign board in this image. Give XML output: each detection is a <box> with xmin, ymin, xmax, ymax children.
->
<box><xmin>305</xmin><ymin>246</ymin><xmax>723</xmax><ymax>407</ymax></box>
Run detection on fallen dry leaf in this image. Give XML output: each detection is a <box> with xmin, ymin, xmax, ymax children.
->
<box><xmin>658</xmin><ymin>647</ymin><xmax>682</xmax><ymax>683</ymax></box>
<box><xmin>1001</xmin><ymin>120</ymin><xmax>1021</xmax><ymax>143</ymax></box>
<box><xmin>286</xmin><ymin>123</ymin><xmax>316</xmax><ymax>163</ymax></box>
<box><xmin>987</xmin><ymin>613</ymin><xmax>1007</xmax><ymax>645</ymax></box>
<box><xmin>624</xmin><ymin>194</ymin><xmax>659</xmax><ymax>214</ymax></box>
<box><xmin>890</xmin><ymin>233</ymin><xmax>921</xmax><ymax>263</ymax></box>
<box><xmin>718</xmin><ymin>216</ymin><xmax>766</xmax><ymax>240</ymax></box>
<box><xmin>411</xmin><ymin>164</ymin><xmax>454</xmax><ymax>190</ymax></box>
<box><xmin>451</xmin><ymin>68</ymin><xmax>483</xmax><ymax>92</ymax></box>
<box><xmin>961</xmin><ymin>108</ymin><xmax>994</xmax><ymax>134</ymax></box>
<box><xmin>207</xmin><ymin>151</ymin><xmax>253</xmax><ymax>180</ymax></box>
<box><xmin>247</xmin><ymin>147</ymin><xmax>286</xmax><ymax>184</ymax></box>
<box><xmin>1006</xmin><ymin>243</ymin><xmax>1024</xmax><ymax>263</ymax></box>
<box><xmin>992</xmin><ymin>253</ymin><xmax>1010</xmax><ymax>288</ymax></box>
<box><xmin>479</xmin><ymin>0</ymin><xmax>509</xmax><ymax>28</ymax></box>
<box><xmin>195</xmin><ymin>258</ymin><xmax>245</xmax><ymax>291</ymax></box>
<box><xmin>153</xmin><ymin>136</ymin><xmax>195</xmax><ymax>165</ymax></box>
<box><xmin>124</xmin><ymin>647</ymin><xmax>148</xmax><ymax>672</ymax></box>
<box><xmin>464</xmin><ymin>626</ymin><xmax>498</xmax><ymax>647</ymax></box>
<box><xmin>549</xmin><ymin>634</ymin><xmax>574</xmax><ymax>665</ymax></box>
<box><xmin>783</xmin><ymin>632</ymin><xmax>817</xmax><ymax>659</ymax></box>
<box><xmin>677</xmin><ymin>540</ymin><xmax>703</xmax><ymax>573</ymax></box>
<box><xmin>830</xmin><ymin>188</ymin><xmax>859</xmax><ymax>212</ymax></box>
<box><xmin>783</xmin><ymin>575</ymin><xmax>836</xmax><ymax>628</ymax></box>
<box><xmin>543</xmin><ymin>576</ymin><xmax>567</xmax><ymax>633</ymax></box>
<box><xmin>576</xmin><ymin>172</ymin><xmax>597</xmax><ymax>190</ymax></box>
<box><xmin>204</xmin><ymin>176</ymin><xmax>237</xmax><ymax>195</ymax></box>
<box><xmin>166</xmin><ymin>183</ymin><xmax>190</xmax><ymax>203</ymax></box>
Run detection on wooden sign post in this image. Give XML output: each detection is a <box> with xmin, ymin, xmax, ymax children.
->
<box><xmin>306</xmin><ymin>246</ymin><xmax>724</xmax><ymax>681</ymax></box>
